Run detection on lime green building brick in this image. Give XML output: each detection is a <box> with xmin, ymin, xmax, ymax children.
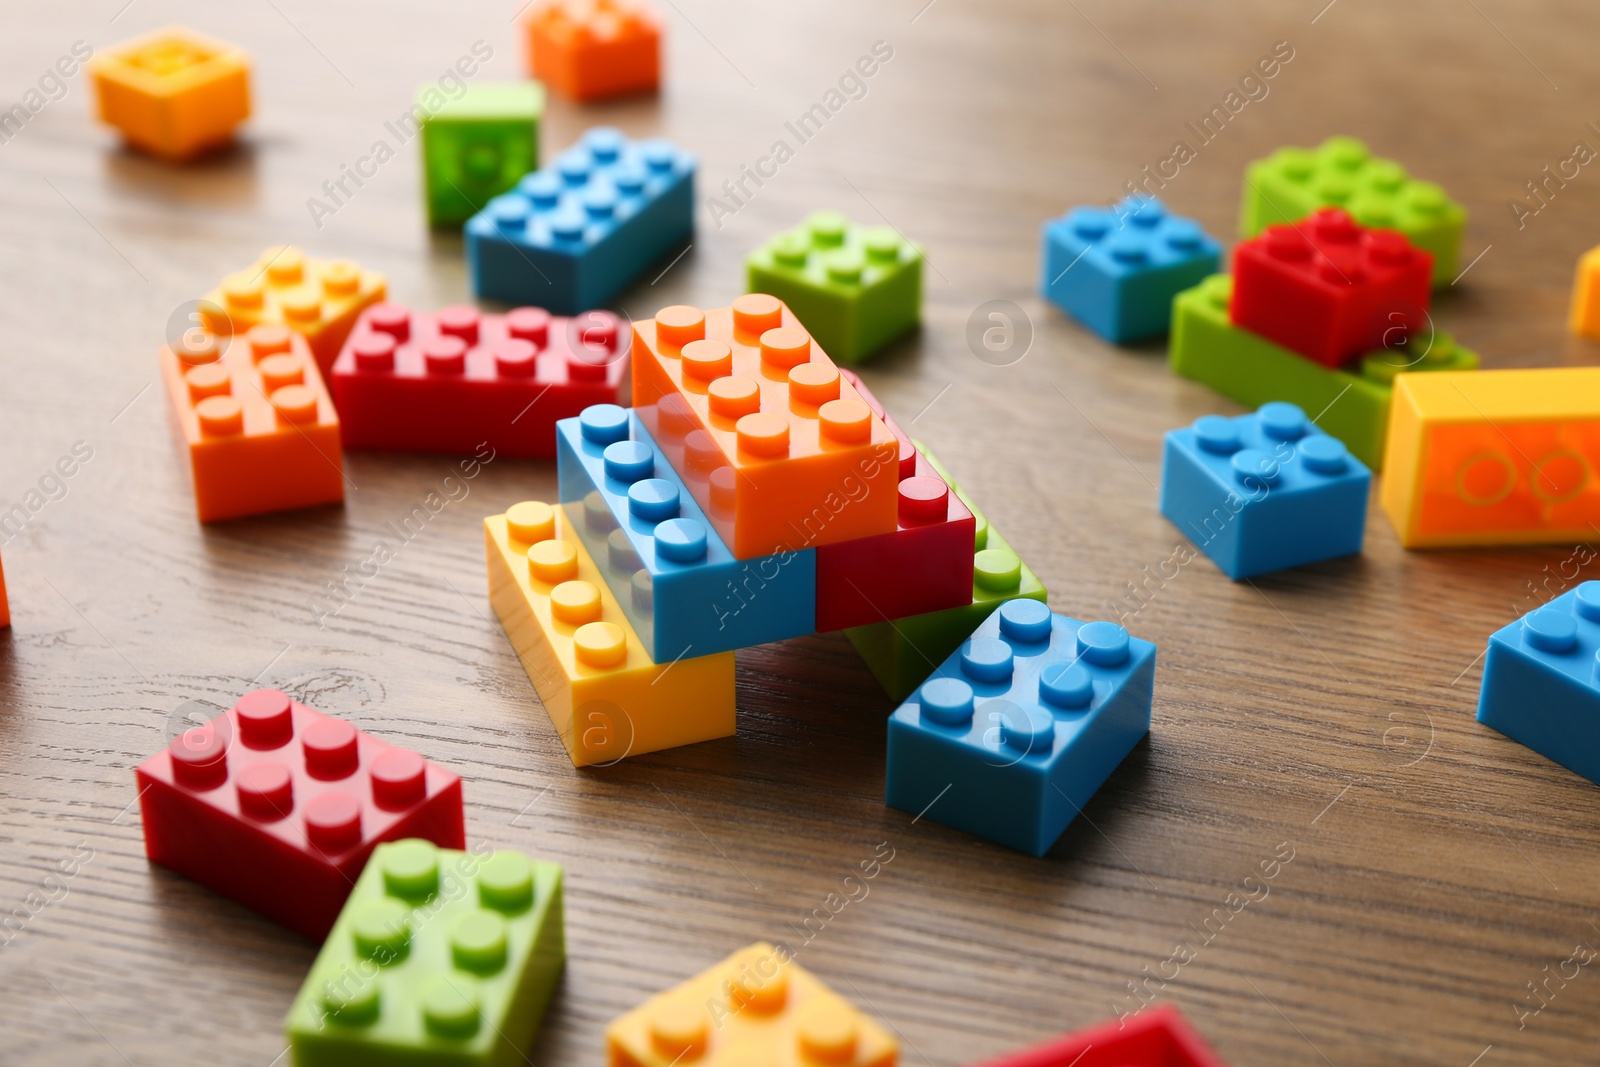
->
<box><xmin>285</xmin><ymin>840</ymin><xmax>564</xmax><ymax>1067</ymax></box>
<box><xmin>419</xmin><ymin>82</ymin><xmax>543</xmax><ymax>227</ymax></box>
<box><xmin>1240</xmin><ymin>136</ymin><xmax>1465</xmax><ymax>286</ymax></box>
<box><xmin>746</xmin><ymin>209</ymin><xmax>922</xmax><ymax>364</ymax></box>
<box><xmin>1169</xmin><ymin>274</ymin><xmax>1479</xmax><ymax>470</ymax></box>
<box><xmin>846</xmin><ymin>444</ymin><xmax>1047</xmax><ymax>701</ymax></box>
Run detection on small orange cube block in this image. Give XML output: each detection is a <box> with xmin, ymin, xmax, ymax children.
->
<box><xmin>524</xmin><ymin>0</ymin><xmax>661</xmax><ymax>102</ymax></box>
<box><xmin>161</xmin><ymin>324</ymin><xmax>345</xmax><ymax>523</ymax></box>
<box><xmin>202</xmin><ymin>246</ymin><xmax>386</xmax><ymax>379</ymax></box>
<box><xmin>1569</xmin><ymin>244</ymin><xmax>1600</xmax><ymax>339</ymax></box>
<box><xmin>90</xmin><ymin>27</ymin><xmax>250</xmax><ymax>161</ymax></box>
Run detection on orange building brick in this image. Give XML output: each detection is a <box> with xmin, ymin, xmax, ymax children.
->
<box><xmin>524</xmin><ymin>0</ymin><xmax>661</xmax><ymax>102</ymax></box>
<box><xmin>203</xmin><ymin>246</ymin><xmax>386</xmax><ymax>379</ymax></box>
<box><xmin>1569</xmin><ymin>244</ymin><xmax>1600</xmax><ymax>339</ymax></box>
<box><xmin>160</xmin><ymin>324</ymin><xmax>345</xmax><ymax>523</ymax></box>
<box><xmin>0</xmin><ymin>550</ymin><xmax>9</xmax><ymax>629</ymax></box>
<box><xmin>606</xmin><ymin>941</ymin><xmax>897</xmax><ymax>1067</ymax></box>
<box><xmin>632</xmin><ymin>296</ymin><xmax>900</xmax><ymax>558</ymax></box>
<box><xmin>90</xmin><ymin>27</ymin><xmax>250</xmax><ymax>161</ymax></box>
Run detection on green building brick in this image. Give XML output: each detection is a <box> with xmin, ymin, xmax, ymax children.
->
<box><xmin>1240</xmin><ymin>136</ymin><xmax>1465</xmax><ymax>286</ymax></box>
<box><xmin>419</xmin><ymin>82</ymin><xmax>543</xmax><ymax>228</ymax></box>
<box><xmin>1169</xmin><ymin>274</ymin><xmax>1479</xmax><ymax>470</ymax></box>
<box><xmin>746</xmin><ymin>209</ymin><xmax>922</xmax><ymax>364</ymax></box>
<box><xmin>285</xmin><ymin>839</ymin><xmax>564</xmax><ymax>1067</ymax></box>
<box><xmin>846</xmin><ymin>443</ymin><xmax>1047</xmax><ymax>701</ymax></box>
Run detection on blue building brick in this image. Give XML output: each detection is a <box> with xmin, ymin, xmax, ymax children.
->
<box><xmin>886</xmin><ymin>600</ymin><xmax>1155</xmax><ymax>856</ymax></box>
<box><xmin>1478</xmin><ymin>582</ymin><xmax>1600</xmax><ymax>786</ymax></box>
<box><xmin>466</xmin><ymin>127</ymin><xmax>694</xmax><ymax>314</ymax></box>
<box><xmin>1040</xmin><ymin>195</ymin><xmax>1221</xmax><ymax>343</ymax></box>
<box><xmin>556</xmin><ymin>404</ymin><xmax>815</xmax><ymax>661</ymax></box>
<box><xmin>1159</xmin><ymin>401</ymin><xmax>1371</xmax><ymax>580</ymax></box>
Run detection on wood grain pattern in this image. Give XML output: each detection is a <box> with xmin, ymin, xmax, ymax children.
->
<box><xmin>4</xmin><ymin>2</ymin><xmax>1600</xmax><ymax>1064</ymax></box>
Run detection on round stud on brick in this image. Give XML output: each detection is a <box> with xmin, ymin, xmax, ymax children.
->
<box><xmin>1524</xmin><ymin>609</ymin><xmax>1578</xmax><ymax>654</ymax></box>
<box><xmin>489</xmin><ymin>196</ymin><xmax>533</xmax><ymax>233</ymax></box>
<box><xmin>304</xmin><ymin>791</ymin><xmax>362</xmax><ymax>852</ymax></box>
<box><xmin>1310</xmin><ymin>208</ymin><xmax>1358</xmax><ymax>243</ymax></box>
<box><xmin>629</xmin><ymin>478</ymin><xmax>680</xmax><ymax>523</ymax></box>
<box><xmin>451</xmin><ymin>911</ymin><xmax>509</xmax><ymax>975</ymax></box>
<box><xmin>732</xmin><ymin>293</ymin><xmax>784</xmax><ymax>337</ymax></box>
<box><xmin>352</xmin><ymin>898</ymin><xmax>410</xmax><ymax>962</ymax></box>
<box><xmin>551</xmin><ymin>580</ymin><xmax>603</xmax><ymax>626</ymax></box>
<box><xmin>649</xmin><ymin>999</ymin><xmax>708</xmax><ymax>1059</ymax></box>
<box><xmin>493</xmin><ymin>339</ymin><xmax>538</xmax><ymax>378</ymax></box>
<box><xmin>863</xmin><ymin>225</ymin><xmax>902</xmax><ymax>261</ymax></box>
<box><xmin>897</xmin><ymin>437</ymin><xmax>918</xmax><ymax>481</ymax></box>
<box><xmin>175</xmin><ymin>329</ymin><xmax>220</xmax><ymax>366</ymax></box>
<box><xmin>267</xmin><ymin>247</ymin><xmax>306</xmax><ymax>285</ymax></box>
<box><xmin>519</xmin><ymin>171</ymin><xmax>561</xmax><ymax>208</ymax></box>
<box><xmin>579</xmin><ymin>403</ymin><xmax>631</xmax><ymax>446</ymax></box>
<box><xmin>196</xmin><ymin>395</ymin><xmax>244</xmax><ymax>436</ymax></box>
<box><xmin>819</xmin><ymin>398</ymin><xmax>872</xmax><ymax>444</ymax></box>
<box><xmin>369</xmin><ymin>749</ymin><xmax>427</xmax><ymax>809</ymax></box>
<box><xmin>247</xmin><ymin>324</ymin><xmax>294</xmax><ymax>361</ymax></box>
<box><xmin>973</xmin><ymin>548</ymin><xmax>1023</xmax><ymax>594</ymax></box>
<box><xmin>999</xmin><ymin>599</ymin><xmax>1052</xmax><ymax>643</ymax></box>
<box><xmin>1124</xmin><ymin>196</ymin><xmax>1164</xmax><ymax>227</ymax></box>
<box><xmin>797</xmin><ymin>1001</ymin><xmax>859</xmax><ymax>1062</ymax></box>
<box><xmin>303</xmin><ymin>718</ymin><xmax>360</xmax><ymax>779</ymax></box>
<box><xmin>1576</xmin><ymin>581</ymin><xmax>1600</xmax><ymax>623</ymax></box>
<box><xmin>1263</xmin><ymin>225</ymin><xmax>1312</xmax><ymax>261</ymax></box>
<box><xmin>736</xmin><ymin>412</ymin><xmax>790</xmax><ymax>458</ymax></box>
<box><xmin>1077</xmin><ymin>620</ymin><xmax>1131</xmax><ymax>666</ymax></box>
<box><xmin>322</xmin><ymin>260</ymin><xmax>359</xmax><ymax>295</ymax></box>
<box><xmin>422</xmin><ymin>979</ymin><xmax>481</xmax><ymax>1039</ymax></box>
<box><xmin>186</xmin><ymin>362</ymin><xmax>232</xmax><ymax>403</ymax></box>
<box><xmin>259</xmin><ymin>353</ymin><xmax>304</xmax><ymax>391</ymax></box>
<box><xmin>920</xmin><ymin>677</ymin><xmax>975</xmax><ymax>727</ymax></box>
<box><xmin>1405</xmin><ymin>182</ymin><xmax>1448</xmax><ymax>216</ymax></box>
<box><xmin>223</xmin><ymin>273</ymin><xmax>264</xmax><ymax>310</ymax></box>
<box><xmin>759</xmin><ymin>326</ymin><xmax>811</xmax><ymax>369</ymax></box>
<box><xmin>1365</xmin><ymin>230</ymin><xmax>1413</xmax><ymax>266</ymax></box>
<box><xmin>1323</xmin><ymin>135</ymin><xmax>1369</xmax><ymax>170</ymax></box>
<box><xmin>710</xmin><ymin>466</ymin><xmax>737</xmax><ymax>518</ymax></box>
<box><xmin>506</xmin><ymin>501</ymin><xmax>556</xmax><ymax>544</ymax></box>
<box><xmin>1273</xmin><ymin>146</ymin><xmax>1315</xmax><ymax>180</ymax></box>
<box><xmin>1164</xmin><ymin>219</ymin><xmax>1204</xmax><ymax>251</ymax></box>
<box><xmin>321</xmin><ymin>977</ymin><xmax>380</xmax><ymax>1026</ymax></box>
<box><xmin>995</xmin><ymin>700</ymin><xmax>1054</xmax><ymax>755</ymax></box>
<box><xmin>236</xmin><ymin>688</ymin><xmax>293</xmax><ymax>748</ymax></box>
<box><xmin>771</xmin><ymin>232</ymin><xmax>810</xmax><ymax>267</ymax></box>
<box><xmin>655</xmin><ymin>518</ymin><xmax>708</xmax><ymax>563</ymax></box>
<box><xmin>684</xmin><ymin>430</ymin><xmax>723</xmax><ymax>475</ymax></box>
<box><xmin>1067</xmin><ymin>207</ymin><xmax>1112</xmax><ymax>241</ymax></box>
<box><xmin>1258</xmin><ymin>402</ymin><xmax>1308</xmax><ymax>441</ymax></box>
<box><xmin>478</xmin><ymin>851</ymin><xmax>535</xmax><ymax>912</ymax></box>
<box><xmin>282</xmin><ymin>287</ymin><xmax>322</xmax><ymax>325</ymax></box>
<box><xmin>642</xmin><ymin>140</ymin><xmax>677</xmax><ymax>172</ymax></box>
<box><xmin>604</xmin><ymin>440</ymin><xmax>655</xmax><ymax>484</ymax></box>
<box><xmin>576</xmin><ymin>312</ymin><xmax>620</xmax><ymax>357</ymax></box>
<box><xmin>1041</xmin><ymin>662</ymin><xmax>1094</xmax><ymax>709</ymax></box>
<box><xmin>789</xmin><ymin>362</ymin><xmax>840</xmax><ymax>407</ymax></box>
<box><xmin>654</xmin><ymin>305</ymin><xmax>706</xmax><ymax>349</ymax></box>
<box><xmin>575</xmin><ymin>621</ymin><xmax>627</xmax><ymax>668</ymax></box>
<box><xmin>1231</xmin><ymin>448</ymin><xmax>1279</xmax><ymax>488</ymax></box>
<box><xmin>1313</xmin><ymin>174</ymin><xmax>1354</xmax><ymax>204</ymax></box>
<box><xmin>423</xmin><ymin>336</ymin><xmax>467</xmax><ymax>375</ymax></box>
<box><xmin>557</xmin><ymin>150</ymin><xmax>592</xmax><ymax>185</ymax></box>
<box><xmin>584</xmin><ymin>187</ymin><xmax>618</xmax><ymax>219</ymax></box>
<box><xmin>807</xmin><ymin>209</ymin><xmax>849</xmax><ymax>247</ymax></box>
<box><xmin>1193</xmin><ymin>415</ymin><xmax>1241</xmax><ymax>454</ymax></box>
<box><xmin>613</xmin><ymin>163</ymin><xmax>647</xmax><ymax>195</ymax></box>
<box><xmin>1108</xmin><ymin>235</ymin><xmax>1148</xmax><ymax>263</ymax></box>
<box><xmin>709</xmin><ymin>376</ymin><xmax>761</xmax><ymax>420</ymax></box>
<box><xmin>585</xmin><ymin>126</ymin><xmax>624</xmax><ymax>161</ymax></box>
<box><xmin>608</xmin><ymin>528</ymin><xmax>643</xmax><ymax>572</ymax></box>
<box><xmin>352</xmin><ymin>332</ymin><xmax>396</xmax><ymax>372</ymax></box>
<box><xmin>272</xmin><ymin>385</ymin><xmax>319</xmax><ymax>425</ymax></box>
<box><xmin>169</xmin><ymin>722</ymin><xmax>229</xmax><ymax>789</ymax></box>
<box><xmin>1299</xmin><ymin>435</ymin><xmax>1350</xmax><ymax>475</ymax></box>
<box><xmin>506</xmin><ymin>306</ymin><xmax>550</xmax><ymax>347</ymax></box>
<box><xmin>236</xmin><ymin>761</ymin><xmax>293</xmax><ymax>820</ymax></box>
<box><xmin>726</xmin><ymin>945</ymin><xmax>788</xmax><ymax>1011</ymax></box>
<box><xmin>382</xmin><ymin>838</ymin><xmax>440</xmax><ymax>898</ymax></box>
<box><xmin>549</xmin><ymin>208</ymin><xmax>587</xmax><ymax>242</ymax></box>
<box><xmin>528</xmin><ymin>539</ymin><xmax>579</xmax><ymax>585</ymax></box>
<box><xmin>583</xmin><ymin>490</ymin><xmax>615</xmax><ymax>533</ymax></box>
<box><xmin>682</xmin><ymin>339</ymin><xmax>733</xmax><ymax>382</ymax></box>
<box><xmin>1351</xmin><ymin>198</ymin><xmax>1394</xmax><ymax>229</ymax></box>
<box><xmin>898</xmin><ymin>476</ymin><xmax>947</xmax><ymax>525</ymax></box>
<box><xmin>825</xmin><ymin>249</ymin><xmax>865</xmax><ymax>283</ymax></box>
<box><xmin>1200</xmin><ymin>274</ymin><xmax>1231</xmax><ymax>308</ymax></box>
<box><xmin>961</xmin><ymin>637</ymin><xmax>1014</xmax><ymax>683</ymax></box>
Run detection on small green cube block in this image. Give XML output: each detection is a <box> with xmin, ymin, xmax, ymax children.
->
<box><xmin>1169</xmin><ymin>274</ymin><xmax>1479</xmax><ymax>470</ymax></box>
<box><xmin>1240</xmin><ymin>135</ymin><xmax>1466</xmax><ymax>287</ymax></box>
<box><xmin>746</xmin><ymin>210</ymin><xmax>922</xmax><ymax>364</ymax></box>
<box><xmin>285</xmin><ymin>839</ymin><xmax>564</xmax><ymax>1067</ymax></box>
<box><xmin>419</xmin><ymin>82</ymin><xmax>543</xmax><ymax>228</ymax></box>
<box><xmin>846</xmin><ymin>444</ymin><xmax>1047</xmax><ymax>701</ymax></box>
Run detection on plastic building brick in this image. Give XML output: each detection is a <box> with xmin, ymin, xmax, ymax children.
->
<box><xmin>418</xmin><ymin>82</ymin><xmax>543</xmax><ymax>228</ymax></box>
<box><xmin>485</xmin><ymin>500</ymin><xmax>735</xmax><ymax>767</ymax></box>
<box><xmin>1569</xmin><ymin>244</ymin><xmax>1600</xmax><ymax>339</ymax></box>
<box><xmin>332</xmin><ymin>303</ymin><xmax>627</xmax><ymax>458</ymax></box>
<box><xmin>1169</xmin><ymin>274</ymin><xmax>1479</xmax><ymax>469</ymax></box>
<box><xmin>632</xmin><ymin>296</ymin><xmax>901</xmax><ymax>558</ymax></box>
<box><xmin>0</xmin><ymin>550</ymin><xmax>9</xmax><ymax>629</ymax></box>
<box><xmin>159</xmin><ymin>324</ymin><xmax>345</xmax><ymax>523</ymax></box>
<box><xmin>203</xmin><ymin>246</ymin><xmax>388</xmax><ymax>378</ymax></box>
<box><xmin>886</xmin><ymin>600</ymin><xmax>1155</xmax><ymax>856</ymax></box>
<box><xmin>966</xmin><ymin>1005</ymin><xmax>1229</xmax><ymax>1067</ymax></box>
<box><xmin>1040</xmin><ymin>196</ymin><xmax>1221</xmax><ymax>344</ymax></box>
<box><xmin>1230</xmin><ymin>207</ymin><xmax>1433</xmax><ymax>368</ymax></box>
<box><xmin>1241</xmin><ymin>135</ymin><xmax>1465</xmax><ymax>287</ymax></box>
<box><xmin>845</xmin><ymin>443</ymin><xmax>1047</xmax><ymax>701</ymax></box>
<box><xmin>1477</xmin><ymin>582</ymin><xmax>1600</xmax><ymax>787</ymax></box>
<box><xmin>815</xmin><ymin>372</ymin><xmax>974</xmax><ymax>631</ymax></box>
<box><xmin>135</xmin><ymin>690</ymin><xmax>465</xmax><ymax>941</ymax></box>
<box><xmin>746</xmin><ymin>210</ymin><xmax>924</xmax><ymax>364</ymax></box>
<box><xmin>285</xmin><ymin>839</ymin><xmax>565</xmax><ymax>1067</ymax></box>
<box><xmin>89</xmin><ymin>27</ymin><xmax>250</xmax><ymax>161</ymax></box>
<box><xmin>606</xmin><ymin>941</ymin><xmax>897</xmax><ymax>1066</ymax></box>
<box><xmin>1380</xmin><ymin>368</ymin><xmax>1600</xmax><ymax>548</ymax></box>
<box><xmin>523</xmin><ymin>0</ymin><xmax>661</xmax><ymax>102</ymax></box>
<box><xmin>556</xmin><ymin>405</ymin><xmax>815</xmax><ymax>661</ymax></box>
<box><xmin>466</xmin><ymin>127</ymin><xmax>694</xmax><ymax>314</ymax></box>
<box><xmin>1161</xmin><ymin>402</ymin><xmax>1371</xmax><ymax>579</ymax></box>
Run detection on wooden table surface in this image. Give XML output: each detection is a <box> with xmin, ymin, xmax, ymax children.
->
<box><xmin>5</xmin><ymin>2</ymin><xmax>1600</xmax><ymax>1064</ymax></box>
